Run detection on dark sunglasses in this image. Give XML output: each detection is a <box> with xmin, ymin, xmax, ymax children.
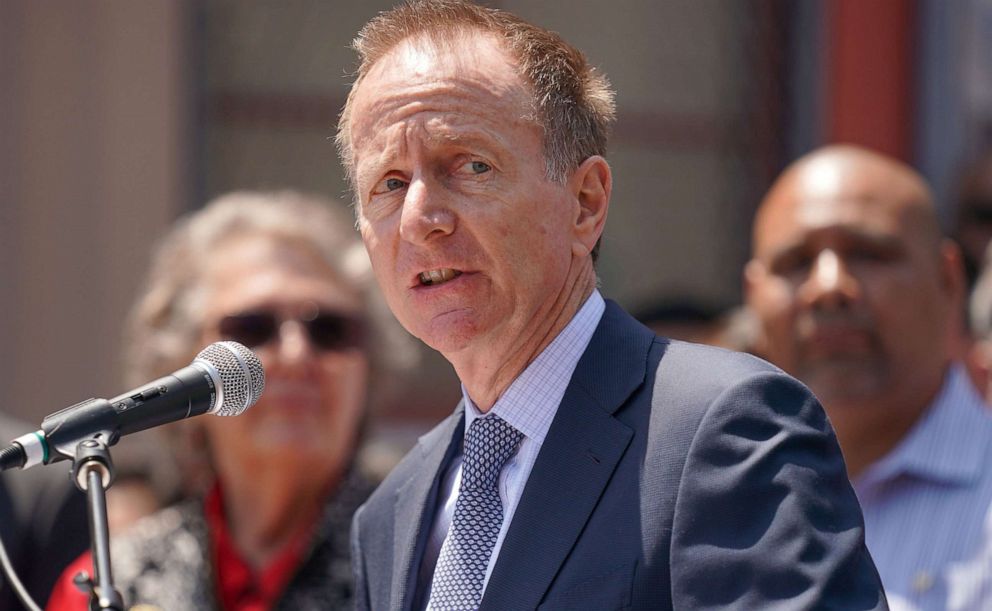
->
<box><xmin>217</xmin><ymin>309</ymin><xmax>368</xmax><ymax>352</ymax></box>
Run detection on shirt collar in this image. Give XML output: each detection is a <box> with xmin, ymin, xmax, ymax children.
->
<box><xmin>462</xmin><ymin>290</ymin><xmax>606</xmax><ymax>446</ymax></box>
<box><xmin>857</xmin><ymin>364</ymin><xmax>992</xmax><ymax>489</ymax></box>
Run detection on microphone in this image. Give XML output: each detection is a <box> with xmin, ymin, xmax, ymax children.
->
<box><xmin>0</xmin><ymin>341</ymin><xmax>265</xmax><ymax>472</ymax></box>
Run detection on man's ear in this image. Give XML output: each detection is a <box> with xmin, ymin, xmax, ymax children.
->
<box><xmin>939</xmin><ymin>239</ymin><xmax>966</xmax><ymax>303</ymax></box>
<box><xmin>967</xmin><ymin>339</ymin><xmax>992</xmax><ymax>402</ymax></box>
<box><xmin>743</xmin><ymin>259</ymin><xmax>763</xmax><ymax>300</ymax></box>
<box><xmin>569</xmin><ymin>155</ymin><xmax>611</xmax><ymax>258</ymax></box>
<box><xmin>742</xmin><ymin>259</ymin><xmax>771</xmax><ymax>357</ymax></box>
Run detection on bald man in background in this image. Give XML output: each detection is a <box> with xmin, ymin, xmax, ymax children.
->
<box><xmin>746</xmin><ymin>145</ymin><xmax>992</xmax><ymax>610</ymax></box>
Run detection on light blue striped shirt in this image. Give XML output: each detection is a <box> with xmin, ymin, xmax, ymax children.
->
<box><xmin>419</xmin><ymin>290</ymin><xmax>605</xmax><ymax>606</ymax></box>
<box><xmin>854</xmin><ymin>365</ymin><xmax>992</xmax><ymax>611</ymax></box>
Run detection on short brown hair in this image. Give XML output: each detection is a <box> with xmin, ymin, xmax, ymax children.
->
<box><xmin>336</xmin><ymin>0</ymin><xmax>616</xmax><ymax>189</ymax></box>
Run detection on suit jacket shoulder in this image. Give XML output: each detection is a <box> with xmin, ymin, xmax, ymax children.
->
<box><xmin>486</xmin><ymin>303</ymin><xmax>885</xmax><ymax>610</ymax></box>
<box><xmin>641</xmin><ymin>338</ymin><xmax>884</xmax><ymax>610</ymax></box>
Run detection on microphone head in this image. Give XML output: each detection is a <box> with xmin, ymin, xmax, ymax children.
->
<box><xmin>193</xmin><ymin>341</ymin><xmax>265</xmax><ymax>416</ymax></box>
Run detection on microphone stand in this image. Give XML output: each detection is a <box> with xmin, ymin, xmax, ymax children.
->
<box><xmin>71</xmin><ymin>437</ymin><xmax>124</xmax><ymax>611</ymax></box>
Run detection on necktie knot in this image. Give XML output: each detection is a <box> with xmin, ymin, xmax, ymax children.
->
<box><xmin>462</xmin><ymin>415</ymin><xmax>523</xmax><ymax>490</ymax></box>
<box><xmin>427</xmin><ymin>414</ymin><xmax>523</xmax><ymax>610</ymax></box>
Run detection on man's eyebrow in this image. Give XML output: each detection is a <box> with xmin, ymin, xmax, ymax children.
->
<box><xmin>816</xmin><ymin>224</ymin><xmax>905</xmax><ymax>250</ymax></box>
<box><xmin>354</xmin><ymin>157</ymin><xmax>392</xmax><ymax>194</ymax></box>
<box><xmin>846</xmin><ymin>229</ymin><xmax>903</xmax><ymax>248</ymax></box>
<box><xmin>355</xmin><ymin>138</ymin><xmax>406</xmax><ymax>184</ymax></box>
<box><xmin>764</xmin><ymin>240</ymin><xmax>806</xmax><ymax>265</ymax></box>
<box><xmin>354</xmin><ymin>124</ymin><xmax>511</xmax><ymax>185</ymax></box>
<box><xmin>764</xmin><ymin>226</ymin><xmax>903</xmax><ymax>263</ymax></box>
<box><xmin>427</xmin><ymin>128</ymin><xmax>502</xmax><ymax>150</ymax></box>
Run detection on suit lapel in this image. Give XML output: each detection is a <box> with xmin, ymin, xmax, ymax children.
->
<box><xmin>390</xmin><ymin>405</ymin><xmax>465</xmax><ymax>611</ymax></box>
<box><xmin>481</xmin><ymin>302</ymin><xmax>653</xmax><ymax>610</ymax></box>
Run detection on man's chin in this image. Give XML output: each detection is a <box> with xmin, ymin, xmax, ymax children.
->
<box><xmin>417</xmin><ymin>314</ymin><xmax>485</xmax><ymax>356</ymax></box>
<box><xmin>799</xmin><ymin>361</ymin><xmax>889</xmax><ymax>405</ymax></box>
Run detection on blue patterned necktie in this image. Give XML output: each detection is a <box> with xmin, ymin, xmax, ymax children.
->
<box><xmin>427</xmin><ymin>414</ymin><xmax>524</xmax><ymax>610</ymax></box>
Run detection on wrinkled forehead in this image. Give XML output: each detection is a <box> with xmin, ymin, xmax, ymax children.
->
<box><xmin>348</xmin><ymin>33</ymin><xmax>533</xmax><ymax>146</ymax></box>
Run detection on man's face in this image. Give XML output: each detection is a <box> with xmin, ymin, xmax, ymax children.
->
<box><xmin>347</xmin><ymin>34</ymin><xmax>580</xmax><ymax>356</ymax></box>
<box><xmin>746</xmin><ymin>165</ymin><xmax>955</xmax><ymax>406</ymax></box>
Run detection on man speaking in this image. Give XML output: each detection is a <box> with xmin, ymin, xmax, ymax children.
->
<box><xmin>337</xmin><ymin>1</ymin><xmax>887</xmax><ymax>609</ymax></box>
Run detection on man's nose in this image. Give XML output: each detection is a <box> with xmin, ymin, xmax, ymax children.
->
<box><xmin>799</xmin><ymin>249</ymin><xmax>860</xmax><ymax>309</ymax></box>
<box><xmin>398</xmin><ymin>177</ymin><xmax>456</xmax><ymax>245</ymax></box>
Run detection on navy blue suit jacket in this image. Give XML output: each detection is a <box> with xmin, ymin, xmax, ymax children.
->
<box><xmin>351</xmin><ymin>301</ymin><xmax>887</xmax><ymax>610</ymax></box>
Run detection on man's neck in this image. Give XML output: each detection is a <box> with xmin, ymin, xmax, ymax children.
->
<box><xmin>830</xmin><ymin>368</ymin><xmax>947</xmax><ymax>479</ymax></box>
<box><xmin>453</xmin><ymin>265</ymin><xmax>597</xmax><ymax>411</ymax></box>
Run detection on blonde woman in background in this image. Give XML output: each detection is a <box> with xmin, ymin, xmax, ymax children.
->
<box><xmin>48</xmin><ymin>191</ymin><xmax>409</xmax><ymax>610</ymax></box>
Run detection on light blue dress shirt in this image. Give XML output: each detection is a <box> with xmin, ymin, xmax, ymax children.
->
<box><xmin>854</xmin><ymin>365</ymin><xmax>992</xmax><ymax>611</ymax></box>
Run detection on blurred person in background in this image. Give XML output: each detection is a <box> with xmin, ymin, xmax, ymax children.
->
<box><xmin>952</xmin><ymin>150</ymin><xmax>992</xmax><ymax>290</ymax></box>
<box><xmin>102</xmin><ymin>458</ymin><xmax>173</xmax><ymax>535</ymax></box>
<box><xmin>951</xmin><ymin>151</ymin><xmax>992</xmax><ymax>392</ymax></box>
<box><xmin>967</xmin><ymin>241</ymin><xmax>992</xmax><ymax>402</ymax></box>
<box><xmin>634</xmin><ymin>299</ymin><xmax>758</xmax><ymax>353</ymax></box>
<box><xmin>0</xmin><ymin>413</ymin><xmax>88</xmax><ymax>610</ymax></box>
<box><xmin>47</xmin><ymin>190</ymin><xmax>408</xmax><ymax>610</ymax></box>
<box><xmin>746</xmin><ymin>144</ymin><xmax>992</xmax><ymax>610</ymax></box>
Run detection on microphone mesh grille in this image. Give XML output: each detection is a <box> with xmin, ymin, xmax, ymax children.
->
<box><xmin>194</xmin><ymin>342</ymin><xmax>265</xmax><ymax>416</ymax></box>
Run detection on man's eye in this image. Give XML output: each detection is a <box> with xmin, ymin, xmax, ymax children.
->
<box><xmin>470</xmin><ymin>161</ymin><xmax>491</xmax><ymax>174</ymax></box>
<box><xmin>458</xmin><ymin>160</ymin><xmax>491</xmax><ymax>175</ymax></box>
<box><xmin>770</xmin><ymin>253</ymin><xmax>812</xmax><ymax>276</ymax></box>
<box><xmin>372</xmin><ymin>176</ymin><xmax>407</xmax><ymax>195</ymax></box>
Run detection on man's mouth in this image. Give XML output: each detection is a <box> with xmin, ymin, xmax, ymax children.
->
<box><xmin>419</xmin><ymin>268</ymin><xmax>463</xmax><ymax>286</ymax></box>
